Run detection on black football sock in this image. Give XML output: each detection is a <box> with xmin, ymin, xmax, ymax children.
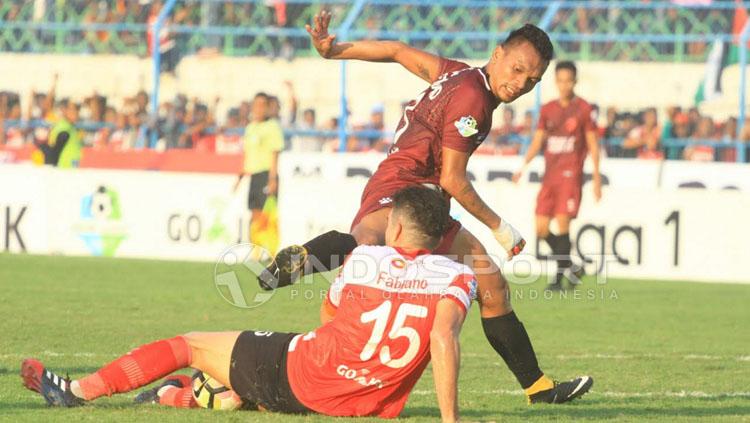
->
<box><xmin>481</xmin><ymin>311</ymin><xmax>544</xmax><ymax>389</ymax></box>
<box><xmin>555</xmin><ymin>232</ymin><xmax>572</xmax><ymax>273</ymax></box>
<box><xmin>542</xmin><ymin>234</ymin><xmax>562</xmax><ymax>285</ymax></box>
<box><xmin>543</xmin><ymin>233</ymin><xmax>561</xmax><ymax>253</ymax></box>
<box><xmin>301</xmin><ymin>230</ymin><xmax>358</xmax><ymax>273</ymax></box>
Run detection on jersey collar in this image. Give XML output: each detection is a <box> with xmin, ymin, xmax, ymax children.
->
<box><xmin>478</xmin><ymin>67</ymin><xmax>492</xmax><ymax>92</ymax></box>
<box><xmin>393</xmin><ymin>246</ymin><xmax>431</xmax><ymax>260</ymax></box>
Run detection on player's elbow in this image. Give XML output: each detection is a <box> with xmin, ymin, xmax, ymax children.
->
<box><xmin>439</xmin><ymin>174</ymin><xmax>467</xmax><ymax>197</ymax></box>
<box><xmin>430</xmin><ymin>326</ymin><xmax>458</xmax><ymax>348</ymax></box>
<box><xmin>389</xmin><ymin>41</ymin><xmax>409</xmax><ymax>60</ymax></box>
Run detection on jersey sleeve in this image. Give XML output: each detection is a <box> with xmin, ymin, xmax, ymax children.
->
<box><xmin>442</xmin><ymin>86</ymin><xmax>490</xmax><ymax>153</ymax></box>
<box><xmin>441</xmin><ymin>272</ymin><xmax>478</xmax><ymax>314</ymax></box>
<box><xmin>325</xmin><ymin>245</ymin><xmax>364</xmax><ymax>309</ymax></box>
<box><xmin>536</xmin><ymin>104</ymin><xmax>548</xmax><ymax>131</ymax></box>
<box><xmin>437</xmin><ymin>57</ymin><xmax>470</xmax><ymax>78</ymax></box>
<box><xmin>582</xmin><ymin>102</ymin><xmax>597</xmax><ymax>133</ymax></box>
<box><xmin>266</xmin><ymin>119</ymin><xmax>285</xmax><ymax>152</ymax></box>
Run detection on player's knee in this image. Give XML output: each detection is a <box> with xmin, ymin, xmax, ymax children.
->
<box><xmin>182</xmin><ymin>332</ymin><xmax>207</xmax><ymax>364</ymax></box>
<box><xmin>476</xmin><ymin>273</ymin><xmax>512</xmax><ymax>316</ymax></box>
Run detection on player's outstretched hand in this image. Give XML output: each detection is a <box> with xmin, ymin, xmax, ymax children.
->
<box><xmin>492</xmin><ymin>219</ymin><xmax>525</xmax><ymax>259</ymax></box>
<box><xmin>305</xmin><ymin>10</ymin><xmax>337</xmax><ymax>58</ymax></box>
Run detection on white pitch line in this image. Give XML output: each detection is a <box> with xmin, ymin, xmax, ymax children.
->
<box><xmin>411</xmin><ymin>389</ymin><xmax>750</xmax><ymax>399</ymax></box>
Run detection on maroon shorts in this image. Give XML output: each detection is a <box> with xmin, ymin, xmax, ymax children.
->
<box><xmin>350</xmin><ymin>180</ymin><xmax>461</xmax><ymax>254</ymax></box>
<box><xmin>535</xmin><ymin>178</ymin><xmax>583</xmax><ymax>218</ymax></box>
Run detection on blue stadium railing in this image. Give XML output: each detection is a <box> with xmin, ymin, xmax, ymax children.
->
<box><xmin>3</xmin><ymin>120</ymin><xmax>747</xmax><ymax>163</ymax></box>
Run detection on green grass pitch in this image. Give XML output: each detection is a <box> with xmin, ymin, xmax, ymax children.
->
<box><xmin>1</xmin><ymin>253</ymin><xmax>749</xmax><ymax>422</ymax></box>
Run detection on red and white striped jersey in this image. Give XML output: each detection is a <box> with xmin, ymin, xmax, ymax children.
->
<box><xmin>286</xmin><ymin>245</ymin><xmax>477</xmax><ymax>418</ymax></box>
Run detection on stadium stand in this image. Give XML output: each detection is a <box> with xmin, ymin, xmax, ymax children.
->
<box><xmin>0</xmin><ymin>0</ymin><xmax>748</xmax><ymax>163</ymax></box>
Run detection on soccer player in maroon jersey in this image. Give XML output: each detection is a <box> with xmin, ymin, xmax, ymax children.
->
<box><xmin>22</xmin><ymin>187</ymin><xmax>539</xmax><ymax>422</ymax></box>
<box><xmin>512</xmin><ymin>61</ymin><xmax>602</xmax><ymax>290</ymax></box>
<box><xmin>264</xmin><ymin>11</ymin><xmax>592</xmax><ymax>404</ymax></box>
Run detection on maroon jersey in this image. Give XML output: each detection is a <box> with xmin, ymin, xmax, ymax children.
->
<box><xmin>371</xmin><ymin>58</ymin><xmax>499</xmax><ymax>189</ymax></box>
<box><xmin>537</xmin><ymin>96</ymin><xmax>596</xmax><ymax>182</ymax></box>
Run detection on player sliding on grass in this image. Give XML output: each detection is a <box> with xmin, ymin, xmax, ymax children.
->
<box><xmin>263</xmin><ymin>11</ymin><xmax>593</xmax><ymax>404</ymax></box>
<box><xmin>23</xmin><ymin>187</ymin><xmax>509</xmax><ymax>421</ymax></box>
<box><xmin>513</xmin><ymin>61</ymin><xmax>602</xmax><ymax>291</ymax></box>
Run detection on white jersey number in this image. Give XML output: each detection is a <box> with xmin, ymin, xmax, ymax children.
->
<box><xmin>359</xmin><ymin>301</ymin><xmax>429</xmax><ymax>369</ymax></box>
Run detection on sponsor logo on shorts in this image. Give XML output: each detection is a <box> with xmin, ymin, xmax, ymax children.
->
<box><xmin>336</xmin><ymin>364</ymin><xmax>384</xmax><ymax>389</ymax></box>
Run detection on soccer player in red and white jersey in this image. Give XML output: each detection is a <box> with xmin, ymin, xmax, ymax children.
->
<box><xmin>264</xmin><ymin>11</ymin><xmax>592</xmax><ymax>405</ymax></box>
<box><xmin>21</xmin><ymin>187</ymin><xmax>481</xmax><ymax>421</ymax></box>
<box><xmin>512</xmin><ymin>61</ymin><xmax>602</xmax><ymax>290</ymax></box>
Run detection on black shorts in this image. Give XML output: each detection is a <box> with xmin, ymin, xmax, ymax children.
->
<box><xmin>248</xmin><ymin>171</ymin><xmax>269</xmax><ymax>210</ymax></box>
<box><xmin>229</xmin><ymin>330</ymin><xmax>311</xmax><ymax>414</ymax></box>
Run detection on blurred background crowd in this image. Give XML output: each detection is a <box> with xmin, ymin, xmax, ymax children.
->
<box><xmin>1</xmin><ymin>78</ymin><xmax>747</xmax><ymax>162</ymax></box>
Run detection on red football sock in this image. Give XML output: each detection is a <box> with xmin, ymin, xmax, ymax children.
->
<box><xmin>76</xmin><ymin>336</ymin><xmax>191</xmax><ymax>400</ymax></box>
<box><xmin>159</xmin><ymin>385</ymin><xmax>197</xmax><ymax>408</ymax></box>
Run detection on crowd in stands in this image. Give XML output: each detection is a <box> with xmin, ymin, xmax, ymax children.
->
<box><xmin>1</xmin><ymin>74</ymin><xmax>747</xmax><ymax>163</ymax></box>
<box><xmin>1</xmin><ymin>1</ymin><xmax>739</xmax><ymax>62</ymax></box>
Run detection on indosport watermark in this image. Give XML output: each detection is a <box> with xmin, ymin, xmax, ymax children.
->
<box><xmin>214</xmin><ymin>243</ymin><xmax>278</xmax><ymax>308</ymax></box>
<box><xmin>213</xmin><ymin>244</ymin><xmax>621</xmax><ymax>309</ymax></box>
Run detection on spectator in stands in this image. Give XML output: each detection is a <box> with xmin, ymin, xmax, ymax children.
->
<box><xmin>623</xmin><ymin>108</ymin><xmax>662</xmax><ymax>159</ymax></box>
<box><xmin>661</xmin><ymin>105</ymin><xmax>680</xmax><ymax>140</ymax></box>
<box><xmin>93</xmin><ymin>106</ymin><xmax>117</xmax><ymax>149</ymax></box>
<box><xmin>215</xmin><ymin>108</ymin><xmax>244</xmax><ymax>154</ymax></box>
<box><xmin>684</xmin><ymin>116</ymin><xmax>716</xmax><ymax>161</ymax></box>
<box><xmin>322</xmin><ymin>117</ymin><xmax>341</xmax><ymax>152</ymax></box>
<box><xmin>517</xmin><ymin>110</ymin><xmax>534</xmax><ymax>138</ymax></box>
<box><xmin>723</xmin><ymin>117</ymin><xmax>738</xmax><ymax>143</ymax></box>
<box><xmin>687</xmin><ymin>107</ymin><xmax>701</xmax><ymax>135</ymax></box>
<box><xmin>0</xmin><ymin>91</ymin><xmax>24</xmax><ymax>147</ymax></box>
<box><xmin>40</xmin><ymin>101</ymin><xmax>82</xmax><ymax>167</ymax></box>
<box><xmin>179</xmin><ymin>98</ymin><xmax>218</xmax><ymax>151</ymax></box>
<box><xmin>291</xmin><ymin>108</ymin><xmax>325</xmax><ymax>152</ymax></box>
<box><xmin>354</xmin><ymin>103</ymin><xmax>387</xmax><ymax>152</ymax></box>
<box><xmin>109</xmin><ymin>111</ymin><xmax>129</xmax><ymax>151</ymax></box>
<box><xmin>496</xmin><ymin>107</ymin><xmax>516</xmax><ymax>142</ymax></box>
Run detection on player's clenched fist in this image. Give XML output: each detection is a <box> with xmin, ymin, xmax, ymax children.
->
<box><xmin>305</xmin><ymin>10</ymin><xmax>337</xmax><ymax>58</ymax></box>
<box><xmin>492</xmin><ymin>219</ymin><xmax>525</xmax><ymax>259</ymax></box>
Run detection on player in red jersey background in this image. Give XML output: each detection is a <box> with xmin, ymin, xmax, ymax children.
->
<box><xmin>264</xmin><ymin>11</ymin><xmax>592</xmax><ymax>406</ymax></box>
<box><xmin>513</xmin><ymin>61</ymin><xmax>602</xmax><ymax>290</ymax></box>
<box><xmin>21</xmin><ymin>187</ymin><xmax>483</xmax><ymax>422</ymax></box>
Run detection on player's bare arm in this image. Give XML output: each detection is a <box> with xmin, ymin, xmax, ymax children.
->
<box><xmin>430</xmin><ymin>298</ymin><xmax>466</xmax><ymax>423</ymax></box>
<box><xmin>441</xmin><ymin>147</ymin><xmax>525</xmax><ymax>258</ymax></box>
<box><xmin>585</xmin><ymin>129</ymin><xmax>602</xmax><ymax>202</ymax></box>
<box><xmin>305</xmin><ymin>10</ymin><xmax>441</xmax><ymax>83</ymax></box>
<box><xmin>512</xmin><ymin>128</ymin><xmax>546</xmax><ymax>183</ymax></box>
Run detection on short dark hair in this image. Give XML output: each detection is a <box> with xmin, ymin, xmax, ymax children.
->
<box><xmin>503</xmin><ymin>24</ymin><xmax>554</xmax><ymax>62</ymax></box>
<box><xmin>254</xmin><ymin>92</ymin><xmax>269</xmax><ymax>101</ymax></box>
<box><xmin>392</xmin><ymin>186</ymin><xmax>450</xmax><ymax>249</ymax></box>
<box><xmin>555</xmin><ymin>60</ymin><xmax>577</xmax><ymax>77</ymax></box>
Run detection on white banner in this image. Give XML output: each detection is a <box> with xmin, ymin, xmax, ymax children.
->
<box><xmin>278</xmin><ymin>154</ymin><xmax>662</xmax><ymax>188</ymax></box>
<box><xmin>2</xmin><ymin>160</ymin><xmax>750</xmax><ymax>283</ymax></box>
<box><xmin>278</xmin><ymin>159</ymin><xmax>750</xmax><ymax>284</ymax></box>
<box><xmin>660</xmin><ymin>161</ymin><xmax>750</xmax><ymax>191</ymax></box>
<box><xmin>0</xmin><ymin>166</ymin><xmax>248</xmax><ymax>261</ymax></box>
